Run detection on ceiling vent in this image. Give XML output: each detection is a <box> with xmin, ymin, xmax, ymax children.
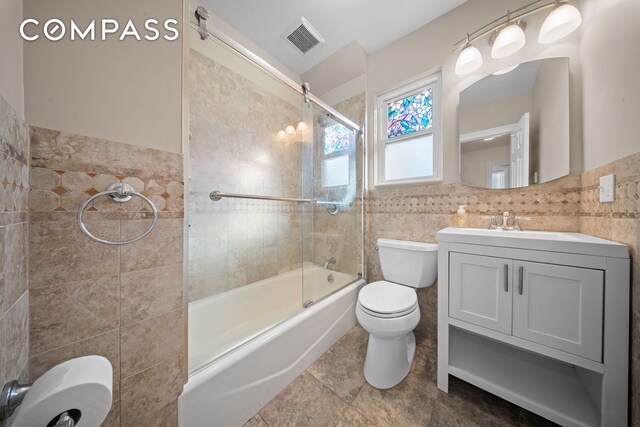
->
<box><xmin>282</xmin><ymin>17</ymin><xmax>325</xmax><ymax>55</ymax></box>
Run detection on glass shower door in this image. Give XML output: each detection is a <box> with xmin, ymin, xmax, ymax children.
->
<box><xmin>187</xmin><ymin>30</ymin><xmax>309</xmax><ymax>372</ymax></box>
<box><xmin>301</xmin><ymin>100</ymin><xmax>363</xmax><ymax>306</ymax></box>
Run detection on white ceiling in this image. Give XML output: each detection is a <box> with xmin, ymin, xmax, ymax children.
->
<box><xmin>201</xmin><ymin>0</ymin><xmax>467</xmax><ymax>75</ymax></box>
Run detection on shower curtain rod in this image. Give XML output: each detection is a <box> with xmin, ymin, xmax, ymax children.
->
<box><xmin>188</xmin><ymin>20</ymin><xmax>362</xmax><ymax>133</ymax></box>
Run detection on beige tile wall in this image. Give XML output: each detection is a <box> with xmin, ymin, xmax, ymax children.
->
<box><xmin>0</xmin><ymin>94</ymin><xmax>30</xmax><ymax>388</ymax></box>
<box><xmin>28</xmin><ymin>126</ymin><xmax>185</xmax><ymax>427</ymax></box>
<box><xmin>188</xmin><ymin>49</ymin><xmax>305</xmax><ymax>302</ymax></box>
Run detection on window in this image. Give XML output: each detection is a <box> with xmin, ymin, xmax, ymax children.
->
<box><xmin>324</xmin><ymin>123</ymin><xmax>351</xmax><ymax>155</ymax></box>
<box><xmin>376</xmin><ymin>73</ymin><xmax>442</xmax><ymax>185</ymax></box>
<box><xmin>322</xmin><ymin>122</ymin><xmax>353</xmax><ymax>188</ymax></box>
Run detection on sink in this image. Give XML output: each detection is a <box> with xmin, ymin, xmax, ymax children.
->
<box><xmin>448</xmin><ymin>228</ymin><xmax>583</xmax><ymax>241</ymax></box>
<box><xmin>436</xmin><ymin>227</ymin><xmax>628</xmax><ymax>258</ymax></box>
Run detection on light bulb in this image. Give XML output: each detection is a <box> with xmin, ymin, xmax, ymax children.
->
<box><xmin>539</xmin><ymin>3</ymin><xmax>582</xmax><ymax>44</ymax></box>
<box><xmin>492</xmin><ymin>23</ymin><xmax>526</xmax><ymax>59</ymax></box>
<box><xmin>277</xmin><ymin>130</ymin><xmax>287</xmax><ymax>141</ymax></box>
<box><xmin>455</xmin><ymin>44</ymin><xmax>483</xmax><ymax>75</ymax></box>
<box><xmin>296</xmin><ymin>121</ymin><xmax>308</xmax><ymax>133</ymax></box>
<box><xmin>285</xmin><ymin>125</ymin><xmax>296</xmax><ymax>136</ymax></box>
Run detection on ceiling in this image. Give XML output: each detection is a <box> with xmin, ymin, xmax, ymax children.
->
<box><xmin>201</xmin><ymin>0</ymin><xmax>467</xmax><ymax>75</ymax></box>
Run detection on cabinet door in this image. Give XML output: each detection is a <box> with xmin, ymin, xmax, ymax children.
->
<box><xmin>449</xmin><ymin>253</ymin><xmax>512</xmax><ymax>334</ymax></box>
<box><xmin>512</xmin><ymin>261</ymin><xmax>604</xmax><ymax>362</ymax></box>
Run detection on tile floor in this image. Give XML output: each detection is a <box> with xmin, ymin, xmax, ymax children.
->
<box><xmin>244</xmin><ymin>287</ymin><xmax>559</xmax><ymax>427</ymax></box>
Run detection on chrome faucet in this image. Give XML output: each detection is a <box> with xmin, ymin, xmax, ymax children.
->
<box><xmin>323</xmin><ymin>256</ymin><xmax>336</xmax><ymax>269</ymax></box>
<box><xmin>501</xmin><ymin>211</ymin><xmax>510</xmax><ymax>229</ymax></box>
<box><xmin>484</xmin><ymin>212</ymin><xmax>531</xmax><ymax>231</ymax></box>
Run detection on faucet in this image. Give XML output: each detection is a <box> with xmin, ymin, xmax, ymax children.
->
<box><xmin>484</xmin><ymin>212</ymin><xmax>531</xmax><ymax>231</ymax></box>
<box><xmin>501</xmin><ymin>211</ymin><xmax>510</xmax><ymax>229</ymax></box>
<box><xmin>323</xmin><ymin>256</ymin><xmax>336</xmax><ymax>269</ymax></box>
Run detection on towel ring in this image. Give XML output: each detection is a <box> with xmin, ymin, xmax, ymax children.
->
<box><xmin>77</xmin><ymin>182</ymin><xmax>158</xmax><ymax>245</ymax></box>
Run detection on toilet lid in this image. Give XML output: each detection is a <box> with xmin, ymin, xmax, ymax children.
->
<box><xmin>358</xmin><ymin>281</ymin><xmax>418</xmax><ymax>315</ymax></box>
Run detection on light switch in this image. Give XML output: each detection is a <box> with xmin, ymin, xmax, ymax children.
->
<box><xmin>599</xmin><ymin>174</ymin><xmax>615</xmax><ymax>203</ymax></box>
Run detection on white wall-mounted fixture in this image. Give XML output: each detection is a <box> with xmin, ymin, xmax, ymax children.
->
<box><xmin>285</xmin><ymin>125</ymin><xmax>296</xmax><ymax>136</ymax></box>
<box><xmin>491</xmin><ymin>20</ymin><xmax>526</xmax><ymax>59</ymax></box>
<box><xmin>277</xmin><ymin>130</ymin><xmax>287</xmax><ymax>141</ymax></box>
<box><xmin>296</xmin><ymin>121</ymin><xmax>308</xmax><ymax>134</ymax></box>
<box><xmin>599</xmin><ymin>174</ymin><xmax>616</xmax><ymax>203</ymax></box>
<box><xmin>538</xmin><ymin>2</ymin><xmax>582</xmax><ymax>44</ymax></box>
<box><xmin>453</xmin><ymin>1</ymin><xmax>582</xmax><ymax>75</ymax></box>
<box><xmin>455</xmin><ymin>35</ymin><xmax>483</xmax><ymax>76</ymax></box>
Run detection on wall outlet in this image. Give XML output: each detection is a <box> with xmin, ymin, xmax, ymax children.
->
<box><xmin>599</xmin><ymin>174</ymin><xmax>616</xmax><ymax>203</ymax></box>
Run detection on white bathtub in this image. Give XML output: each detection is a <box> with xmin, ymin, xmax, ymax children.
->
<box><xmin>179</xmin><ymin>264</ymin><xmax>365</xmax><ymax>427</ymax></box>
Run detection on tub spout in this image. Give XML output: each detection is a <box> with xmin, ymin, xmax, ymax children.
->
<box><xmin>323</xmin><ymin>257</ymin><xmax>336</xmax><ymax>269</ymax></box>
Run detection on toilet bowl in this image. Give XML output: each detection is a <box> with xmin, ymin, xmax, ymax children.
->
<box><xmin>357</xmin><ymin>238</ymin><xmax>437</xmax><ymax>389</ymax></box>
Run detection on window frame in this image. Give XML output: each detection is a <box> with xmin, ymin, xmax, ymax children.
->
<box><xmin>375</xmin><ymin>72</ymin><xmax>443</xmax><ymax>187</ymax></box>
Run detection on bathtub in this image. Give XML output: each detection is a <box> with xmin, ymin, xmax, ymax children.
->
<box><xmin>178</xmin><ymin>264</ymin><xmax>365</xmax><ymax>427</ymax></box>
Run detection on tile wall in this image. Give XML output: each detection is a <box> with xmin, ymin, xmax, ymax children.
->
<box><xmin>188</xmin><ymin>49</ymin><xmax>305</xmax><ymax>302</ymax></box>
<box><xmin>28</xmin><ymin>126</ymin><xmax>185</xmax><ymax>426</ymax></box>
<box><xmin>0</xmin><ymin>95</ymin><xmax>30</xmax><ymax>389</ymax></box>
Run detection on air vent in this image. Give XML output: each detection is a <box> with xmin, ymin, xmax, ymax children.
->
<box><xmin>282</xmin><ymin>17</ymin><xmax>325</xmax><ymax>54</ymax></box>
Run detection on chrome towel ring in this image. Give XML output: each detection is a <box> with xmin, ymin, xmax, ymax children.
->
<box><xmin>77</xmin><ymin>182</ymin><xmax>158</xmax><ymax>245</ymax></box>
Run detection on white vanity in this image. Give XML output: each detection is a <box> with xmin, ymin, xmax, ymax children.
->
<box><xmin>436</xmin><ymin>227</ymin><xmax>630</xmax><ymax>427</ymax></box>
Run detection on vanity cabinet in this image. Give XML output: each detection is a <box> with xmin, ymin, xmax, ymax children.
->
<box><xmin>437</xmin><ymin>228</ymin><xmax>630</xmax><ymax>427</ymax></box>
<box><xmin>449</xmin><ymin>253</ymin><xmax>604</xmax><ymax>361</ymax></box>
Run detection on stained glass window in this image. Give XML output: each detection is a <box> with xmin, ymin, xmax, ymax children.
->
<box><xmin>387</xmin><ymin>88</ymin><xmax>433</xmax><ymax>138</ymax></box>
<box><xmin>324</xmin><ymin>124</ymin><xmax>351</xmax><ymax>155</ymax></box>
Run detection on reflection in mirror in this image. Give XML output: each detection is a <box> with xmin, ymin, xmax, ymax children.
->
<box><xmin>459</xmin><ymin>58</ymin><xmax>570</xmax><ymax>189</ymax></box>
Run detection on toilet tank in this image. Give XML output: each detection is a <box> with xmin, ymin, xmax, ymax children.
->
<box><xmin>377</xmin><ymin>238</ymin><xmax>438</xmax><ymax>288</ymax></box>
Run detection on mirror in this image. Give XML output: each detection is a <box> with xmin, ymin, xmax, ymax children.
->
<box><xmin>458</xmin><ymin>58</ymin><xmax>570</xmax><ymax>189</ymax></box>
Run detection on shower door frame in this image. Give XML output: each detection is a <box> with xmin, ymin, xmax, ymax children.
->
<box><xmin>182</xmin><ymin>10</ymin><xmax>367</xmax><ymax>372</ymax></box>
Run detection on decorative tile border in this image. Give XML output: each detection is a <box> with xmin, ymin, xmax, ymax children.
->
<box><xmin>29</xmin><ymin>166</ymin><xmax>183</xmax><ymax>214</ymax></box>
<box><xmin>367</xmin><ymin>174</ymin><xmax>582</xmax><ymax>217</ymax></box>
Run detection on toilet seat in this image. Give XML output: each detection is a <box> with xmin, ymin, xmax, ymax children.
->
<box><xmin>358</xmin><ymin>281</ymin><xmax>418</xmax><ymax>318</ymax></box>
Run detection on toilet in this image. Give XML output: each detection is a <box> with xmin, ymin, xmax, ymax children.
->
<box><xmin>357</xmin><ymin>238</ymin><xmax>438</xmax><ymax>389</ymax></box>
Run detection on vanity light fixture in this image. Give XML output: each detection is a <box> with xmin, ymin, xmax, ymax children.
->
<box><xmin>277</xmin><ymin>130</ymin><xmax>287</xmax><ymax>141</ymax></box>
<box><xmin>453</xmin><ymin>0</ymin><xmax>581</xmax><ymax>75</ymax></box>
<box><xmin>455</xmin><ymin>34</ymin><xmax>483</xmax><ymax>75</ymax></box>
<box><xmin>491</xmin><ymin>17</ymin><xmax>526</xmax><ymax>59</ymax></box>
<box><xmin>538</xmin><ymin>2</ymin><xmax>582</xmax><ymax>44</ymax></box>
<box><xmin>296</xmin><ymin>121</ymin><xmax>308</xmax><ymax>134</ymax></box>
<box><xmin>285</xmin><ymin>125</ymin><xmax>296</xmax><ymax>136</ymax></box>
